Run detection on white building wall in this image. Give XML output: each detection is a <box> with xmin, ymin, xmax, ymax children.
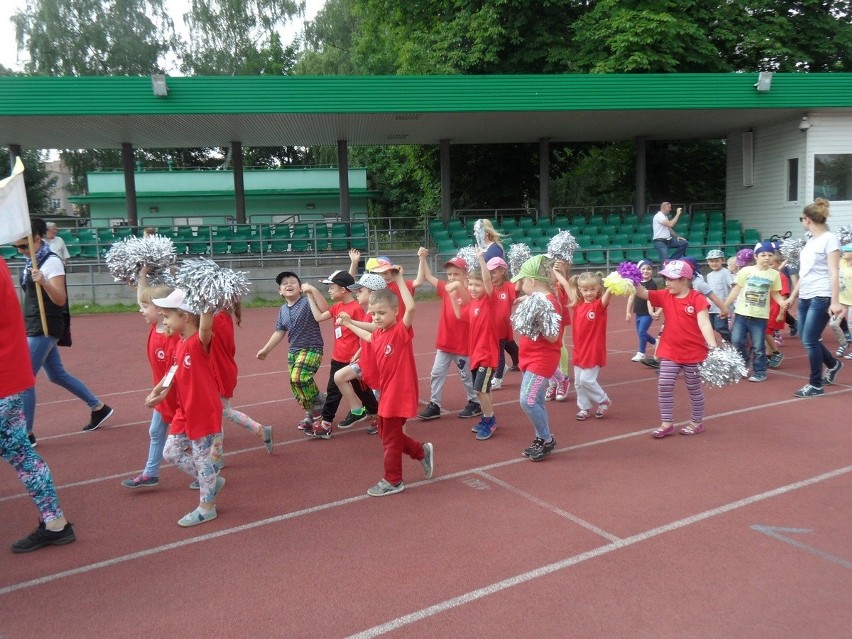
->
<box><xmin>726</xmin><ymin>114</ymin><xmax>852</xmax><ymax>238</ymax></box>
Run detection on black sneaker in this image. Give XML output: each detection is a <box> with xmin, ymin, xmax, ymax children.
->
<box><xmin>528</xmin><ymin>437</ymin><xmax>556</xmax><ymax>462</ymax></box>
<box><xmin>523</xmin><ymin>437</ymin><xmax>545</xmax><ymax>458</ymax></box>
<box><xmin>11</xmin><ymin>521</ymin><xmax>76</xmax><ymax>553</ymax></box>
<box><xmin>457</xmin><ymin>401</ymin><xmax>482</xmax><ymax>419</ymax></box>
<box><xmin>28</xmin><ymin>432</ymin><xmax>37</xmax><ymax>448</ymax></box>
<box><xmin>823</xmin><ymin>360</ymin><xmax>843</xmax><ymax>385</ymax></box>
<box><xmin>83</xmin><ymin>404</ymin><xmax>113</xmax><ymax>432</ymax></box>
<box><xmin>640</xmin><ymin>357</ymin><xmax>659</xmax><ymax>369</ymax></box>
<box><xmin>793</xmin><ymin>384</ymin><xmax>824</xmax><ymax>398</ymax></box>
<box><xmin>338</xmin><ymin>408</ymin><xmax>368</xmax><ymax>429</ymax></box>
<box><xmin>418</xmin><ymin>402</ymin><xmax>442</xmax><ymax>420</ymax></box>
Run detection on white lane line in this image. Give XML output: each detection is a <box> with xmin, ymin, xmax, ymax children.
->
<box><xmin>346</xmin><ymin>464</ymin><xmax>852</xmax><ymax>639</ymax></box>
<box><xmin>475</xmin><ymin>470</ymin><xmax>621</xmax><ymax>543</ymax></box>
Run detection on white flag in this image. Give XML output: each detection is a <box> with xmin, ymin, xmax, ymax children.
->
<box><xmin>0</xmin><ymin>157</ymin><xmax>31</xmax><ymax>245</ymax></box>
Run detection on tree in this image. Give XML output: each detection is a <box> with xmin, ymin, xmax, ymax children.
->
<box><xmin>295</xmin><ymin>0</ymin><xmax>360</xmax><ymax>76</ymax></box>
<box><xmin>0</xmin><ymin>149</ymin><xmax>59</xmax><ymax>218</ymax></box>
<box><xmin>12</xmin><ymin>0</ymin><xmax>175</xmax><ymax>76</ymax></box>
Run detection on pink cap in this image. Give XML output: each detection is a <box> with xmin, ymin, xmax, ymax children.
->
<box><xmin>658</xmin><ymin>260</ymin><xmax>693</xmax><ymax>280</ymax></box>
<box><xmin>486</xmin><ymin>256</ymin><xmax>508</xmax><ymax>271</ymax></box>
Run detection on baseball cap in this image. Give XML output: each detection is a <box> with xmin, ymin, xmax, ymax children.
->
<box><xmin>636</xmin><ymin>259</ymin><xmax>653</xmax><ymax>269</ymax></box>
<box><xmin>443</xmin><ymin>257</ymin><xmax>468</xmax><ymax>270</ymax></box>
<box><xmin>658</xmin><ymin>260</ymin><xmax>693</xmax><ymax>280</ymax></box>
<box><xmin>152</xmin><ymin>288</ymin><xmax>196</xmax><ymax>312</ymax></box>
<box><xmin>347</xmin><ymin>273</ymin><xmax>387</xmax><ymax>292</ymax></box>
<box><xmin>275</xmin><ymin>271</ymin><xmax>301</xmax><ymax>285</ymax></box>
<box><xmin>321</xmin><ymin>270</ymin><xmax>355</xmax><ymax>287</ymax></box>
<box><xmin>510</xmin><ymin>254</ymin><xmax>550</xmax><ymax>283</ymax></box>
<box><xmin>486</xmin><ymin>256</ymin><xmax>508</xmax><ymax>271</ymax></box>
<box><xmin>754</xmin><ymin>241</ymin><xmax>776</xmax><ymax>255</ymax></box>
<box><xmin>705</xmin><ymin>249</ymin><xmax>725</xmax><ymax>260</ymax></box>
<box><xmin>368</xmin><ymin>258</ymin><xmax>399</xmax><ymax>273</ymax></box>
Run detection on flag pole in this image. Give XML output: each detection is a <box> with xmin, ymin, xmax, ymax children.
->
<box><xmin>26</xmin><ymin>234</ymin><xmax>50</xmax><ymax>337</ymax></box>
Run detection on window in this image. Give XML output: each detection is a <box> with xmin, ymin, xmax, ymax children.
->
<box><xmin>814</xmin><ymin>154</ymin><xmax>852</xmax><ymax>201</ymax></box>
<box><xmin>786</xmin><ymin>158</ymin><xmax>799</xmax><ymax>202</ymax></box>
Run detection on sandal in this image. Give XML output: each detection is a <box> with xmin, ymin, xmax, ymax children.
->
<box><xmin>680</xmin><ymin>422</ymin><xmax>705</xmax><ymax>436</ymax></box>
<box><xmin>652</xmin><ymin>424</ymin><xmax>674</xmax><ymax>438</ymax></box>
<box><xmin>575</xmin><ymin>409</ymin><xmax>590</xmax><ymax>421</ymax></box>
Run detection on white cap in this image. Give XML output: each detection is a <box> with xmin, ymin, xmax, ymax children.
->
<box><xmin>151</xmin><ymin>289</ymin><xmax>196</xmax><ymax>313</ymax></box>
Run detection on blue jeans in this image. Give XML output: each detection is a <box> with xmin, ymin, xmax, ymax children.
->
<box><xmin>23</xmin><ymin>336</ymin><xmax>100</xmax><ymax>434</ymax></box>
<box><xmin>798</xmin><ymin>296</ymin><xmax>836</xmax><ymax>387</ymax></box>
<box><xmin>635</xmin><ymin>314</ymin><xmax>656</xmax><ymax>354</ymax></box>
<box><xmin>711</xmin><ymin>313</ymin><xmax>732</xmax><ymax>342</ymax></box>
<box><xmin>731</xmin><ymin>314</ymin><xmax>768</xmax><ymax>376</ymax></box>
<box><xmin>519</xmin><ymin>371</ymin><xmax>552</xmax><ymax>441</ymax></box>
<box><xmin>143</xmin><ymin>410</ymin><xmax>170</xmax><ymax>477</ymax></box>
<box><xmin>653</xmin><ymin>237</ymin><xmax>689</xmax><ymax>265</ymax></box>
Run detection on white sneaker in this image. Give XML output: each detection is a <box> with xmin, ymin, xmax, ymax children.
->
<box><xmin>490</xmin><ymin>377</ymin><xmax>503</xmax><ymax>390</ymax></box>
<box><xmin>631</xmin><ymin>352</ymin><xmax>644</xmax><ymax>362</ymax></box>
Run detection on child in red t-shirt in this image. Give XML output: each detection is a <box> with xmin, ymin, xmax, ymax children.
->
<box><xmin>487</xmin><ymin>256</ymin><xmax>519</xmax><ymax>390</ymax></box>
<box><xmin>339</xmin><ymin>269</ymin><xmax>434</xmax><ymax>496</ymax></box>
<box><xmin>332</xmin><ymin>273</ymin><xmax>387</xmax><ymax>435</ymax></box>
<box><xmin>510</xmin><ymin>255</ymin><xmax>565</xmax><ymax>462</ymax></box>
<box><xmin>209</xmin><ymin>306</ymin><xmax>272</xmax><ymax>466</ymax></box>
<box><xmin>565</xmin><ymin>272</ymin><xmax>612</xmax><ymax>421</ymax></box>
<box><xmin>765</xmin><ymin>252</ymin><xmax>790</xmax><ymax>369</ymax></box>
<box><xmin>450</xmin><ymin>247</ymin><xmax>499</xmax><ymax>440</ymax></box>
<box><xmin>414</xmin><ymin>247</ymin><xmax>480</xmax><ymax>420</ymax></box>
<box><xmin>634</xmin><ymin>260</ymin><xmax>717</xmax><ymax>438</ymax></box>
<box><xmin>122</xmin><ymin>274</ymin><xmax>179</xmax><ymax>489</ymax></box>
<box><xmin>303</xmin><ymin>270</ymin><xmax>379</xmax><ymax>438</ymax></box>
<box><xmin>147</xmin><ymin>289</ymin><xmax>225</xmax><ymax>527</ymax></box>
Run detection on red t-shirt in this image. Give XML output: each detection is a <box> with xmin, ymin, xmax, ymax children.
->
<box><xmin>464</xmin><ymin>291</ymin><xmax>499</xmax><ymax>369</ymax></box>
<box><xmin>518</xmin><ymin>293</ymin><xmax>565</xmax><ymax>377</ymax></box>
<box><xmin>330</xmin><ymin>299</ymin><xmax>366</xmax><ymax>361</ymax></box>
<box><xmin>371</xmin><ymin>321</ymin><xmax>419</xmax><ymax>419</ymax></box>
<box><xmin>766</xmin><ymin>271</ymin><xmax>791</xmax><ymax>332</ymax></box>
<box><xmin>0</xmin><ymin>258</ymin><xmax>35</xmax><ymax>398</ymax></box>
<box><xmin>147</xmin><ymin>324</ymin><xmax>179</xmax><ymax>423</ymax></box>
<box><xmin>386</xmin><ymin>279</ymin><xmax>416</xmax><ymax>322</ymax></box>
<box><xmin>169</xmin><ymin>333</ymin><xmax>223</xmax><ymax>439</ymax></box>
<box><xmin>358</xmin><ymin>336</ymin><xmax>378</xmax><ymax>391</ymax></box>
<box><xmin>493</xmin><ymin>280</ymin><xmax>516</xmax><ymax>341</ymax></box>
<box><xmin>209</xmin><ymin>311</ymin><xmax>238</xmax><ymax>398</ymax></box>
<box><xmin>572</xmin><ymin>299</ymin><xmax>608</xmax><ymax>368</ymax></box>
<box><xmin>435</xmin><ymin>279</ymin><xmax>469</xmax><ymax>354</ymax></box>
<box><xmin>648</xmin><ymin>289</ymin><xmax>710</xmax><ymax>365</ymax></box>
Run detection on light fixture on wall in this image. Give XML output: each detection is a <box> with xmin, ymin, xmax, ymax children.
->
<box><xmin>151</xmin><ymin>74</ymin><xmax>168</xmax><ymax>97</ymax></box>
<box><xmin>754</xmin><ymin>71</ymin><xmax>773</xmax><ymax>92</ymax></box>
<box><xmin>799</xmin><ymin>116</ymin><xmax>811</xmax><ymax>132</ymax></box>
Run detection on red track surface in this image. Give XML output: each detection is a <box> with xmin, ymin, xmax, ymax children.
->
<box><xmin>2</xmin><ymin>297</ymin><xmax>850</xmax><ymax>638</ymax></box>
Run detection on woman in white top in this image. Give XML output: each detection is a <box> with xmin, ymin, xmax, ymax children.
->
<box><xmin>786</xmin><ymin>198</ymin><xmax>844</xmax><ymax>397</ymax></box>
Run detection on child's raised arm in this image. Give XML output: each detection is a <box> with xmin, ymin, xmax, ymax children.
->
<box><xmin>476</xmin><ymin>247</ymin><xmax>493</xmax><ymax>296</ymax></box>
<box><xmin>601</xmin><ymin>288</ymin><xmax>612</xmax><ymax>308</ymax></box>
<box><xmin>337</xmin><ymin>311</ymin><xmax>374</xmax><ymax>342</ymax></box>
<box><xmin>136</xmin><ymin>264</ymin><xmax>150</xmax><ymax>305</ymax></box>
<box><xmin>395</xmin><ymin>268</ymin><xmax>416</xmax><ymax>329</ymax></box>
<box><xmin>301</xmin><ymin>283</ymin><xmax>332</xmax><ymax>322</ymax></box>
<box><xmin>198</xmin><ymin>311</ymin><xmax>214</xmax><ymax>350</ymax></box>
<box><xmin>634</xmin><ymin>282</ymin><xmax>649</xmax><ymax>301</ymax></box>
<box><xmin>348</xmin><ymin>249</ymin><xmax>361</xmax><ymax>278</ymax></box>
<box><xmin>414</xmin><ymin>247</ymin><xmax>439</xmax><ymax>288</ymax></box>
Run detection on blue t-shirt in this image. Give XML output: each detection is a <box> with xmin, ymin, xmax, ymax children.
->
<box><xmin>274</xmin><ymin>296</ymin><xmax>324</xmax><ymax>352</ymax></box>
<box><xmin>483</xmin><ymin>243</ymin><xmax>505</xmax><ymax>262</ymax></box>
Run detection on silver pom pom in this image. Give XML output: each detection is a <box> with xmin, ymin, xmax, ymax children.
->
<box><xmin>836</xmin><ymin>224</ymin><xmax>852</xmax><ymax>246</ymax></box>
<box><xmin>699</xmin><ymin>343</ymin><xmax>748</xmax><ymax>388</ymax></box>
<box><xmin>507</xmin><ymin>243</ymin><xmax>531</xmax><ymax>278</ymax></box>
<box><xmin>546</xmin><ymin>230</ymin><xmax>580</xmax><ymax>263</ymax></box>
<box><xmin>175</xmin><ymin>257</ymin><xmax>251</xmax><ymax>313</ymax></box>
<box><xmin>511</xmin><ymin>291</ymin><xmax>562</xmax><ymax>340</ymax></box>
<box><xmin>779</xmin><ymin>236</ymin><xmax>806</xmax><ymax>270</ymax></box>
<box><xmin>474</xmin><ymin>219</ymin><xmax>487</xmax><ymax>249</ymax></box>
<box><xmin>456</xmin><ymin>245</ymin><xmax>478</xmax><ymax>272</ymax></box>
<box><xmin>104</xmin><ymin>234</ymin><xmax>176</xmax><ymax>286</ymax></box>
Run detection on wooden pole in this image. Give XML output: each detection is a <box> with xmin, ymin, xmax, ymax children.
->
<box><xmin>26</xmin><ymin>234</ymin><xmax>50</xmax><ymax>337</ymax></box>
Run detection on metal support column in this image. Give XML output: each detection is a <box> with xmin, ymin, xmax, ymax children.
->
<box><xmin>440</xmin><ymin>139</ymin><xmax>451</xmax><ymax>223</ymax></box>
<box><xmin>337</xmin><ymin>140</ymin><xmax>350</xmax><ymax>224</ymax></box>
<box><xmin>539</xmin><ymin>138</ymin><xmax>551</xmax><ymax>223</ymax></box>
<box><xmin>232</xmin><ymin>141</ymin><xmax>246</xmax><ymax>224</ymax></box>
<box><xmin>121</xmin><ymin>143</ymin><xmax>138</xmax><ymax>227</ymax></box>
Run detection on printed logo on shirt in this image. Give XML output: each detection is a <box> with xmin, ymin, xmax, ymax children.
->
<box><xmin>383</xmin><ymin>344</ymin><xmax>394</xmax><ymax>357</ymax></box>
<box><xmin>499</xmin><ymin>292</ymin><xmax>507</xmax><ymax>300</ymax></box>
<box><xmin>685</xmin><ymin>305</ymin><xmax>696</xmax><ymax>316</ymax></box>
<box><xmin>474</xmin><ymin>307</ymin><xmax>480</xmax><ymax>317</ymax></box>
<box><xmin>183</xmin><ymin>354</ymin><xmax>191</xmax><ymax>368</ymax></box>
<box><xmin>587</xmin><ymin>310</ymin><xmax>596</xmax><ymax>320</ymax></box>
<box><xmin>155</xmin><ymin>348</ymin><xmax>166</xmax><ymax>361</ymax></box>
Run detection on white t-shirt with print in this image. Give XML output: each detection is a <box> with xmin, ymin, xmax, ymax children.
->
<box><xmin>799</xmin><ymin>232</ymin><xmax>840</xmax><ymax>299</ymax></box>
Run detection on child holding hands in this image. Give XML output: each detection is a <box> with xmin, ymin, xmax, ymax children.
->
<box><xmin>338</xmin><ymin>268</ymin><xmax>434</xmax><ymax>496</ymax></box>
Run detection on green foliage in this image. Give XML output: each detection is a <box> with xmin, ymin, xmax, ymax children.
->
<box><xmin>0</xmin><ymin>149</ymin><xmax>59</xmax><ymax>218</ymax></box>
<box><xmin>551</xmin><ymin>143</ymin><xmax>636</xmax><ymax>208</ymax></box>
<box><xmin>295</xmin><ymin>0</ymin><xmax>360</xmax><ymax>76</ymax></box>
<box><xmin>13</xmin><ymin>0</ymin><xmax>175</xmax><ymax>75</ymax></box>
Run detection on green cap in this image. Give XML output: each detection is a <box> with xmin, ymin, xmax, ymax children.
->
<box><xmin>510</xmin><ymin>254</ymin><xmax>550</xmax><ymax>283</ymax></box>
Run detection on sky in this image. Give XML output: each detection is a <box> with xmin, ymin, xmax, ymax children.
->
<box><xmin>0</xmin><ymin>0</ymin><xmax>326</xmax><ymax>73</ymax></box>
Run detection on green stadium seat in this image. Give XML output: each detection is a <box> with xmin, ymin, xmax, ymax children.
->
<box><xmin>97</xmin><ymin>227</ymin><xmax>115</xmax><ymax>242</ymax></box>
<box><xmin>0</xmin><ymin>245</ymin><xmax>17</xmax><ymax>259</ymax></box>
<box><xmin>447</xmin><ymin>219</ymin><xmax>464</xmax><ymax>233</ymax></box>
<box><xmin>571</xmin><ymin>251</ymin><xmax>588</xmax><ymax>266</ymax></box>
<box><xmin>553</xmin><ymin>215</ymin><xmax>570</xmax><ymax>230</ymax></box>
<box><xmin>330</xmin><ymin>223</ymin><xmax>348</xmax><ymax>251</ymax></box>
<box><xmin>611</xmin><ymin>233</ymin><xmax>630</xmax><ymax>247</ymax></box>
<box><xmin>290</xmin><ymin>224</ymin><xmax>311</xmax><ymax>252</ymax></box>
<box><xmin>76</xmin><ymin>229</ymin><xmax>95</xmax><ymax>243</ymax></box>
<box><xmin>743</xmin><ymin>229</ymin><xmax>761</xmax><ymax>246</ymax></box>
<box><xmin>625</xmin><ymin>247</ymin><xmax>647</xmax><ymax>263</ymax></box>
<box><xmin>270</xmin><ymin>237</ymin><xmax>289</xmax><ymax>253</ymax></box>
<box><xmin>351</xmin><ymin>223</ymin><xmax>368</xmax><ymax>250</ymax></box>
<box><xmin>57</xmin><ymin>229</ymin><xmax>74</xmax><ymax>242</ymax></box>
<box><xmin>157</xmin><ymin>226</ymin><xmax>175</xmax><ymax>238</ymax></box>
<box><xmin>212</xmin><ymin>240</ymin><xmax>230</xmax><ymax>255</ymax></box>
<box><xmin>78</xmin><ymin>239</ymin><xmax>100</xmax><ymax>259</ymax></box>
<box><xmin>229</xmin><ymin>240</ymin><xmax>249</xmax><ymax>255</ymax></box>
<box><xmin>518</xmin><ymin>218</ymin><xmax>536</xmax><ymax>235</ymax></box>
<box><xmin>451</xmin><ymin>230</ymin><xmax>470</xmax><ymax>246</ymax></box>
<box><xmin>196</xmin><ymin>225</ymin><xmax>212</xmax><ymax>241</ymax></box>
<box><xmin>314</xmin><ymin>223</ymin><xmax>331</xmax><ymax>251</ymax></box>
<box><xmin>187</xmin><ymin>241</ymin><xmax>209</xmax><ymax>255</ymax></box>
<box><xmin>435</xmin><ymin>238</ymin><xmax>457</xmax><ymax>257</ymax></box>
<box><xmin>428</xmin><ymin>219</ymin><xmax>446</xmax><ymax>235</ymax></box>
<box><xmin>175</xmin><ymin>226</ymin><xmax>195</xmax><ymax>241</ymax></box>
<box><xmin>171</xmin><ymin>240</ymin><xmax>188</xmax><ymax>255</ymax></box>
<box><xmin>65</xmin><ymin>238</ymin><xmax>81</xmax><ymax>258</ymax></box>
<box><xmin>432</xmin><ymin>229</ymin><xmax>451</xmax><ymax>244</ymax></box>
<box><xmin>114</xmin><ymin>227</ymin><xmax>133</xmax><ymax>240</ymax></box>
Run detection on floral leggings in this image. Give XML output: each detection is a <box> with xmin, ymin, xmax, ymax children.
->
<box><xmin>163</xmin><ymin>433</ymin><xmax>217</xmax><ymax>503</ymax></box>
<box><xmin>211</xmin><ymin>397</ymin><xmax>263</xmax><ymax>464</ymax></box>
<box><xmin>0</xmin><ymin>393</ymin><xmax>63</xmax><ymax>522</ymax></box>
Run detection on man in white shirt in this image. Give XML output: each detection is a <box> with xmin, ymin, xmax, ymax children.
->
<box><xmin>45</xmin><ymin>222</ymin><xmax>70</xmax><ymax>264</ymax></box>
<box><xmin>651</xmin><ymin>202</ymin><xmax>688</xmax><ymax>266</ymax></box>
